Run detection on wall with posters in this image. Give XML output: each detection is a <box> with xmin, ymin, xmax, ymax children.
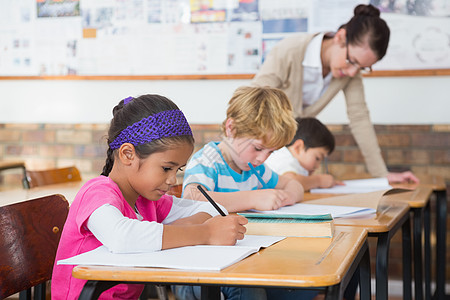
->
<box><xmin>1</xmin><ymin>0</ymin><xmax>449</xmax><ymax>76</ymax></box>
<box><xmin>0</xmin><ymin>0</ymin><xmax>449</xmax><ymax>124</ymax></box>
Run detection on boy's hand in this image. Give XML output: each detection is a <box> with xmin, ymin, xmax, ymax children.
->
<box><xmin>204</xmin><ymin>215</ymin><xmax>247</xmax><ymax>245</ymax></box>
<box><xmin>250</xmin><ymin>189</ymin><xmax>292</xmax><ymax>211</ymax></box>
<box><xmin>318</xmin><ymin>174</ymin><xmax>344</xmax><ymax>188</ymax></box>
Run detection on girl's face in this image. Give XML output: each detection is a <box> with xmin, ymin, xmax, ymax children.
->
<box><xmin>329</xmin><ymin>31</ymin><xmax>379</xmax><ymax>79</ymax></box>
<box><xmin>226</xmin><ymin>136</ymin><xmax>277</xmax><ymax>173</ymax></box>
<box><xmin>131</xmin><ymin>142</ymin><xmax>193</xmax><ymax>201</ymax></box>
<box><xmin>292</xmin><ymin>145</ymin><xmax>329</xmax><ymax>175</ymax></box>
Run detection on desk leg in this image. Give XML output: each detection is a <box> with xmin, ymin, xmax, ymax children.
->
<box><xmin>424</xmin><ymin>201</ymin><xmax>431</xmax><ymax>300</ymax></box>
<box><xmin>359</xmin><ymin>241</ymin><xmax>371</xmax><ymax>300</ymax></box>
<box><xmin>375</xmin><ymin>232</ymin><xmax>390</xmax><ymax>300</ymax></box>
<box><xmin>403</xmin><ymin>216</ymin><xmax>412</xmax><ymax>300</ymax></box>
<box><xmin>201</xmin><ymin>286</ymin><xmax>221</xmax><ymax>300</ymax></box>
<box><xmin>325</xmin><ymin>284</ymin><xmax>341</xmax><ymax>300</ymax></box>
<box><xmin>413</xmin><ymin>207</ymin><xmax>424</xmax><ymax>300</ymax></box>
<box><xmin>434</xmin><ymin>190</ymin><xmax>447</xmax><ymax>300</ymax></box>
<box><xmin>78</xmin><ymin>280</ymin><xmax>119</xmax><ymax>300</ymax></box>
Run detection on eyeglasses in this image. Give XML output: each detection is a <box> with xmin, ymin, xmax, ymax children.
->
<box><xmin>346</xmin><ymin>41</ymin><xmax>372</xmax><ymax>74</ymax></box>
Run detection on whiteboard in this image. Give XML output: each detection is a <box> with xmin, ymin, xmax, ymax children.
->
<box><xmin>0</xmin><ymin>0</ymin><xmax>449</xmax><ymax>77</ymax></box>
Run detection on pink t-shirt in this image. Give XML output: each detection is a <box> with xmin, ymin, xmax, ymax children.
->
<box><xmin>51</xmin><ymin>176</ymin><xmax>173</xmax><ymax>300</ymax></box>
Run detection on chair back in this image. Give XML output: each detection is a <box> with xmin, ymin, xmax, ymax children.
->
<box><xmin>0</xmin><ymin>160</ymin><xmax>29</xmax><ymax>189</ymax></box>
<box><xmin>167</xmin><ymin>184</ymin><xmax>182</xmax><ymax>198</ymax></box>
<box><xmin>26</xmin><ymin>166</ymin><xmax>81</xmax><ymax>188</ymax></box>
<box><xmin>0</xmin><ymin>194</ymin><xmax>69</xmax><ymax>299</ymax></box>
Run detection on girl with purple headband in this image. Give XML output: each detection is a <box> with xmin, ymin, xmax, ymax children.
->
<box><xmin>51</xmin><ymin>94</ymin><xmax>249</xmax><ymax>300</ymax></box>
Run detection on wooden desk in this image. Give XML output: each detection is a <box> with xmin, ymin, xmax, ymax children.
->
<box><xmin>0</xmin><ymin>181</ymin><xmax>83</xmax><ymax>207</ymax></box>
<box><xmin>383</xmin><ymin>187</ymin><xmax>434</xmax><ymax>300</ymax></box>
<box><xmin>391</xmin><ymin>175</ymin><xmax>448</xmax><ymax>300</ymax></box>
<box><xmin>304</xmin><ymin>192</ymin><xmax>412</xmax><ymax>300</ymax></box>
<box><xmin>73</xmin><ymin>226</ymin><xmax>370</xmax><ymax>300</ymax></box>
<box><xmin>311</xmin><ymin>173</ymin><xmax>447</xmax><ymax>300</ymax></box>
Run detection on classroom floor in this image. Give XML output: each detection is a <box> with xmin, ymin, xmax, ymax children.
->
<box><xmin>3</xmin><ymin>290</ymin><xmax>404</xmax><ymax>300</ymax></box>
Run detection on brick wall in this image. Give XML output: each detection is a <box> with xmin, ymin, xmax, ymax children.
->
<box><xmin>1</xmin><ymin>122</ymin><xmax>449</xmax><ymax>282</ymax></box>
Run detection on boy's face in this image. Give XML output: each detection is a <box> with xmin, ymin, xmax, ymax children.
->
<box><xmin>292</xmin><ymin>146</ymin><xmax>329</xmax><ymax>175</ymax></box>
<box><xmin>226</xmin><ymin>136</ymin><xmax>277</xmax><ymax>171</ymax></box>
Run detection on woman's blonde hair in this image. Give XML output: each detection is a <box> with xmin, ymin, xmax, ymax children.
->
<box><xmin>222</xmin><ymin>86</ymin><xmax>296</xmax><ymax>149</ymax></box>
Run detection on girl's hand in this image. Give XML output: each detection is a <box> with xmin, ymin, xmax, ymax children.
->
<box><xmin>204</xmin><ymin>215</ymin><xmax>248</xmax><ymax>245</ymax></box>
<box><xmin>250</xmin><ymin>189</ymin><xmax>291</xmax><ymax>211</ymax></box>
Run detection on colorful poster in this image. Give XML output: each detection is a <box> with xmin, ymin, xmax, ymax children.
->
<box><xmin>37</xmin><ymin>0</ymin><xmax>80</xmax><ymax>18</ymax></box>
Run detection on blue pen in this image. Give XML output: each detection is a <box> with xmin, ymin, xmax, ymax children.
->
<box><xmin>247</xmin><ymin>162</ymin><xmax>268</xmax><ymax>189</ymax></box>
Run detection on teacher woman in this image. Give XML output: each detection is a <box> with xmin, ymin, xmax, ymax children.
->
<box><xmin>251</xmin><ymin>4</ymin><xmax>418</xmax><ymax>183</ymax></box>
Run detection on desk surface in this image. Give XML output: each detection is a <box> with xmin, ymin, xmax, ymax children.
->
<box><xmin>305</xmin><ymin>186</ymin><xmax>433</xmax><ymax>209</ymax></box>
<box><xmin>0</xmin><ymin>181</ymin><xmax>83</xmax><ymax>207</ymax></box>
<box><xmin>303</xmin><ymin>191</ymin><xmax>410</xmax><ymax>233</ymax></box>
<box><xmin>338</xmin><ymin>173</ymin><xmax>446</xmax><ymax>191</ymax></box>
<box><xmin>73</xmin><ymin>226</ymin><xmax>367</xmax><ymax>288</ymax></box>
<box><xmin>391</xmin><ymin>174</ymin><xmax>446</xmax><ymax>191</ymax></box>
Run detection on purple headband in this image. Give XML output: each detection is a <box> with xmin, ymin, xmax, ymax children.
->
<box><xmin>123</xmin><ymin>96</ymin><xmax>134</xmax><ymax>105</ymax></box>
<box><xmin>109</xmin><ymin>109</ymin><xmax>193</xmax><ymax>150</ymax></box>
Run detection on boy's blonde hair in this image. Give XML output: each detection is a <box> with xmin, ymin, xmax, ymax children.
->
<box><xmin>222</xmin><ymin>86</ymin><xmax>296</xmax><ymax>149</ymax></box>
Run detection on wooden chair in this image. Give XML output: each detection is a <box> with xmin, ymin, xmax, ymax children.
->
<box><xmin>26</xmin><ymin>166</ymin><xmax>81</xmax><ymax>189</ymax></box>
<box><xmin>0</xmin><ymin>194</ymin><xmax>70</xmax><ymax>299</ymax></box>
<box><xmin>0</xmin><ymin>160</ymin><xmax>29</xmax><ymax>189</ymax></box>
<box><xmin>167</xmin><ymin>184</ymin><xmax>183</xmax><ymax>198</ymax></box>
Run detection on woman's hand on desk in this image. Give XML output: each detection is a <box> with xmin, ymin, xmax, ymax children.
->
<box><xmin>387</xmin><ymin>171</ymin><xmax>420</xmax><ymax>183</ymax></box>
<box><xmin>204</xmin><ymin>214</ymin><xmax>248</xmax><ymax>245</ymax></box>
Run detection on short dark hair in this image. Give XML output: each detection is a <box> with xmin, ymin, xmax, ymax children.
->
<box><xmin>287</xmin><ymin>117</ymin><xmax>335</xmax><ymax>154</ymax></box>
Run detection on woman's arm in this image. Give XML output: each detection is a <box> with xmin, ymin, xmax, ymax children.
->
<box><xmin>343</xmin><ymin>74</ymin><xmax>389</xmax><ymax>177</ymax></box>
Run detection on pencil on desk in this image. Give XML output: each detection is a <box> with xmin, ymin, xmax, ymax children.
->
<box><xmin>247</xmin><ymin>162</ymin><xmax>268</xmax><ymax>189</ymax></box>
<box><xmin>196</xmin><ymin>185</ymin><xmax>227</xmax><ymax>216</ymax></box>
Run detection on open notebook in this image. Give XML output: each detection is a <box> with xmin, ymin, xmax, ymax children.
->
<box><xmin>310</xmin><ymin>177</ymin><xmax>392</xmax><ymax>194</ymax></box>
<box><xmin>57</xmin><ymin>235</ymin><xmax>284</xmax><ymax>271</ymax></box>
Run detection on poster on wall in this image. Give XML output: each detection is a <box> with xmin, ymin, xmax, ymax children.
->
<box><xmin>370</xmin><ymin>0</ymin><xmax>450</xmax><ymax>70</ymax></box>
<box><xmin>0</xmin><ymin>0</ymin><xmax>448</xmax><ymax>76</ymax></box>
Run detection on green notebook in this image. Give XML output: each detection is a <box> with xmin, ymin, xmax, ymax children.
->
<box><xmin>238</xmin><ymin>213</ymin><xmax>334</xmax><ymax>238</ymax></box>
<box><xmin>238</xmin><ymin>213</ymin><xmax>333</xmax><ymax>222</ymax></box>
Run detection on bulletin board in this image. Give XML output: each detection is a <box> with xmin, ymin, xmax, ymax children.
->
<box><xmin>0</xmin><ymin>0</ymin><xmax>449</xmax><ymax>79</ymax></box>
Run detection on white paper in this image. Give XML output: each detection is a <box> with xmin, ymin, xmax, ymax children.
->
<box><xmin>310</xmin><ymin>178</ymin><xmax>392</xmax><ymax>194</ymax></box>
<box><xmin>58</xmin><ymin>235</ymin><xmax>284</xmax><ymax>271</ymax></box>
<box><xmin>254</xmin><ymin>203</ymin><xmax>376</xmax><ymax>219</ymax></box>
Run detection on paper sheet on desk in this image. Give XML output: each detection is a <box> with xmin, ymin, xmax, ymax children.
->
<box><xmin>310</xmin><ymin>178</ymin><xmax>392</xmax><ymax>194</ymax></box>
<box><xmin>57</xmin><ymin>235</ymin><xmax>284</xmax><ymax>271</ymax></box>
<box><xmin>253</xmin><ymin>203</ymin><xmax>376</xmax><ymax>218</ymax></box>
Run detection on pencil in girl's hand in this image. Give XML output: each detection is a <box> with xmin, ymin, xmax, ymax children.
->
<box><xmin>196</xmin><ymin>185</ymin><xmax>227</xmax><ymax>216</ymax></box>
<box><xmin>248</xmin><ymin>162</ymin><xmax>268</xmax><ymax>189</ymax></box>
